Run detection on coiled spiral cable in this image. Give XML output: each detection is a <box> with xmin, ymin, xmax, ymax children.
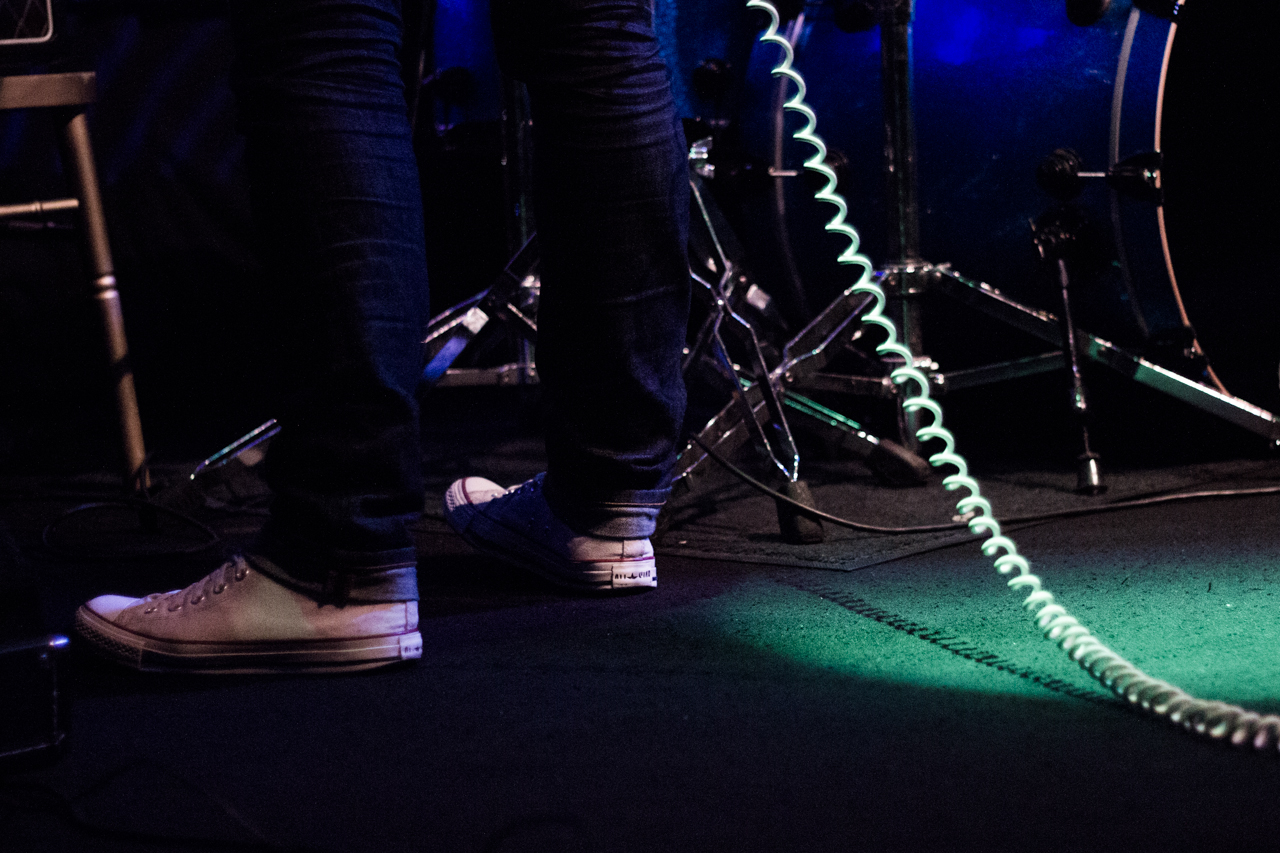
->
<box><xmin>748</xmin><ymin>0</ymin><xmax>1280</xmax><ymax>752</ymax></box>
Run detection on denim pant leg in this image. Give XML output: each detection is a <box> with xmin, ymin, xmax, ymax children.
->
<box><xmin>229</xmin><ymin>0</ymin><xmax>427</xmax><ymax>602</ymax></box>
<box><xmin>491</xmin><ymin>0</ymin><xmax>692</xmax><ymax>539</ymax></box>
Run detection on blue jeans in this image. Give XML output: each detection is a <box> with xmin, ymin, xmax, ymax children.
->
<box><xmin>230</xmin><ymin>0</ymin><xmax>690</xmax><ymax>602</ymax></box>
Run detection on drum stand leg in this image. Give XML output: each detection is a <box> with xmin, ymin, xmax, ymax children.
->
<box><xmin>792</xmin><ymin>0</ymin><xmax>1280</xmax><ymax>466</ymax></box>
<box><xmin>419</xmin><ymin>235</ymin><xmax>540</xmax><ymax>389</ymax></box>
<box><xmin>668</xmin><ymin>168</ymin><xmax>932</xmax><ymax>543</ymax></box>
<box><xmin>683</xmin><ymin>171</ymin><xmax>818</xmax><ymax>543</ymax></box>
<box><xmin>1054</xmin><ymin>255</ymin><xmax>1105</xmax><ymax>495</ymax></box>
<box><xmin>419</xmin><ymin>157</ymin><xmax>926</xmax><ymax>543</ymax></box>
<box><xmin>671</xmin><ymin>274</ymin><xmax>933</xmax><ymax>496</ymax></box>
<box><xmin>1032</xmin><ymin>210</ymin><xmax>1106</xmax><ymax>494</ymax></box>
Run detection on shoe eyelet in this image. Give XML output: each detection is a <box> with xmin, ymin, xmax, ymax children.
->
<box><xmin>190</xmin><ymin>594</ymin><xmax>205</xmax><ymax>605</ymax></box>
<box><xmin>143</xmin><ymin>606</ymin><xmax>157</xmax><ymax>614</ymax></box>
<box><xmin>167</xmin><ymin>602</ymin><xmax>183</xmax><ymax>612</ymax></box>
<box><xmin>233</xmin><ymin>565</ymin><xmax>248</xmax><ymax>581</ymax></box>
<box><xmin>212</xmin><ymin>583</ymin><xmax>227</xmax><ymax>594</ymax></box>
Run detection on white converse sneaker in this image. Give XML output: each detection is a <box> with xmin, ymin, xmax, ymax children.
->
<box><xmin>443</xmin><ymin>474</ymin><xmax>657</xmax><ymax>591</ymax></box>
<box><xmin>75</xmin><ymin>556</ymin><xmax>422</xmax><ymax>674</ymax></box>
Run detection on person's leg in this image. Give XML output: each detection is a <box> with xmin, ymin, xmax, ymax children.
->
<box><xmin>231</xmin><ymin>0</ymin><xmax>428</xmax><ymax>604</ymax></box>
<box><xmin>76</xmin><ymin>0</ymin><xmax>427</xmax><ymax>671</ymax></box>
<box><xmin>445</xmin><ymin>0</ymin><xmax>690</xmax><ymax>589</ymax></box>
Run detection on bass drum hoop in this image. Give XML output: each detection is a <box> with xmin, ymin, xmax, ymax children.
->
<box><xmin>1116</xmin><ymin>1</ymin><xmax>1279</xmax><ymax>411</ymax></box>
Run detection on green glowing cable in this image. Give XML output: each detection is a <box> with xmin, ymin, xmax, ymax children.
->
<box><xmin>748</xmin><ymin>0</ymin><xmax>1280</xmax><ymax>751</ymax></box>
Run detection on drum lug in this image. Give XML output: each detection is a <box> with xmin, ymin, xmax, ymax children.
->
<box><xmin>1133</xmin><ymin>0</ymin><xmax>1183</xmax><ymax>22</ymax></box>
<box><xmin>1108</xmin><ymin>151</ymin><xmax>1164</xmax><ymax>205</ymax></box>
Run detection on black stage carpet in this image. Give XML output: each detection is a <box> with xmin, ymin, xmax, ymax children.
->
<box><xmin>5</xmin><ymin>399</ymin><xmax>1280</xmax><ymax>852</ymax></box>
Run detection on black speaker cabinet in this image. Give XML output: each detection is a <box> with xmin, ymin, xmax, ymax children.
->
<box><xmin>0</xmin><ymin>634</ymin><xmax>69</xmax><ymax>767</ymax></box>
<box><xmin>1</xmin><ymin>517</ymin><xmax>67</xmax><ymax>770</ymax></box>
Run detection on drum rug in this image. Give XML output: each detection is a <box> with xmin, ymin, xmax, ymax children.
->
<box><xmin>653</xmin><ymin>457</ymin><xmax>1280</xmax><ymax>572</ymax></box>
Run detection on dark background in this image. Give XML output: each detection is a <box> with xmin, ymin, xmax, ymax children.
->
<box><xmin>1</xmin><ymin>0</ymin><xmax>1275</xmax><ymax>479</ymax></box>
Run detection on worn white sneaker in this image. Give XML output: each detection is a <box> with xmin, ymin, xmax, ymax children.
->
<box><xmin>443</xmin><ymin>474</ymin><xmax>656</xmax><ymax>591</ymax></box>
<box><xmin>75</xmin><ymin>556</ymin><xmax>422</xmax><ymax>674</ymax></box>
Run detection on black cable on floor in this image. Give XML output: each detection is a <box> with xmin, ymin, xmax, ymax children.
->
<box><xmin>40</xmin><ymin>498</ymin><xmax>221</xmax><ymax>560</ymax></box>
<box><xmin>689</xmin><ymin>435</ymin><xmax>1280</xmax><ymax>535</ymax></box>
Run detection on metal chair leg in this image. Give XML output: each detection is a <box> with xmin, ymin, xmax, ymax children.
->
<box><xmin>59</xmin><ymin>107</ymin><xmax>149</xmax><ymax>492</ymax></box>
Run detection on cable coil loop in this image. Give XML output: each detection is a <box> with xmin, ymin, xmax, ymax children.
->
<box><xmin>748</xmin><ymin>0</ymin><xmax>1280</xmax><ymax>752</ymax></box>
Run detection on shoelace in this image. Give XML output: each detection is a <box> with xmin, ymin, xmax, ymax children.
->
<box><xmin>505</xmin><ymin>478</ymin><xmax>540</xmax><ymax>499</ymax></box>
<box><xmin>145</xmin><ymin>557</ymin><xmax>250</xmax><ymax>614</ymax></box>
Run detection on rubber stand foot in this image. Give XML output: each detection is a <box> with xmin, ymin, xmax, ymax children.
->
<box><xmin>1075</xmin><ymin>452</ymin><xmax>1106</xmax><ymax>495</ymax></box>
<box><xmin>776</xmin><ymin>480</ymin><xmax>824</xmax><ymax>544</ymax></box>
<box><xmin>867</xmin><ymin>439</ymin><xmax>931</xmax><ymax>486</ymax></box>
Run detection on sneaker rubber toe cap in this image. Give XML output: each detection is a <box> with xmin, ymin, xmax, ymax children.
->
<box><xmin>83</xmin><ymin>594</ymin><xmax>142</xmax><ymax>622</ymax></box>
<box><xmin>445</xmin><ymin>477</ymin><xmax>505</xmax><ymax>510</ymax></box>
<box><xmin>444</xmin><ymin>478</ymin><xmax>509</xmax><ymax>535</ymax></box>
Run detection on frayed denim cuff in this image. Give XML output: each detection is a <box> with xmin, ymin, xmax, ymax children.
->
<box><xmin>543</xmin><ymin>476</ymin><xmax>667</xmax><ymax>539</ymax></box>
<box><xmin>246</xmin><ymin>535</ymin><xmax>418</xmax><ymax>604</ymax></box>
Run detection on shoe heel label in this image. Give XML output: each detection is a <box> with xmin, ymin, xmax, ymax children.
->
<box><xmin>399</xmin><ymin>634</ymin><xmax>424</xmax><ymax>659</ymax></box>
<box><xmin>612</xmin><ymin>564</ymin><xmax>656</xmax><ymax>587</ymax></box>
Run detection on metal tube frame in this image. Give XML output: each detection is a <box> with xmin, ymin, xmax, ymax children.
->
<box><xmin>1</xmin><ymin>72</ymin><xmax>150</xmax><ymax>492</ymax></box>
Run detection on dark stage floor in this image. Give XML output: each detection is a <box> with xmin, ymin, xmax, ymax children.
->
<box><xmin>4</xmin><ymin>387</ymin><xmax>1280</xmax><ymax>852</ymax></box>
<box><xmin>4</xmin><ymin>3</ymin><xmax>1280</xmax><ymax>847</ymax></box>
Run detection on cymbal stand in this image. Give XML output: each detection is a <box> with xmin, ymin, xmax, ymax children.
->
<box><xmin>417</xmin><ymin>143</ymin><xmax>928</xmax><ymax>541</ymax></box>
<box><xmin>419</xmin><ymin>235</ymin><xmax>540</xmax><ymax>389</ymax></box>
<box><xmin>668</xmin><ymin>154</ymin><xmax>932</xmax><ymax>543</ymax></box>
<box><xmin>680</xmin><ymin>161</ymin><xmax>821</xmax><ymax>543</ymax></box>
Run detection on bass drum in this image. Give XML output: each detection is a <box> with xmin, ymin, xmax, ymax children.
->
<box><xmin>661</xmin><ymin>0</ymin><xmax>1279</xmax><ymax>413</ymax></box>
<box><xmin>1152</xmin><ymin>1</ymin><xmax>1280</xmax><ymax>413</ymax></box>
<box><xmin>659</xmin><ymin>1</ymin><xmax>1173</xmax><ymax>355</ymax></box>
